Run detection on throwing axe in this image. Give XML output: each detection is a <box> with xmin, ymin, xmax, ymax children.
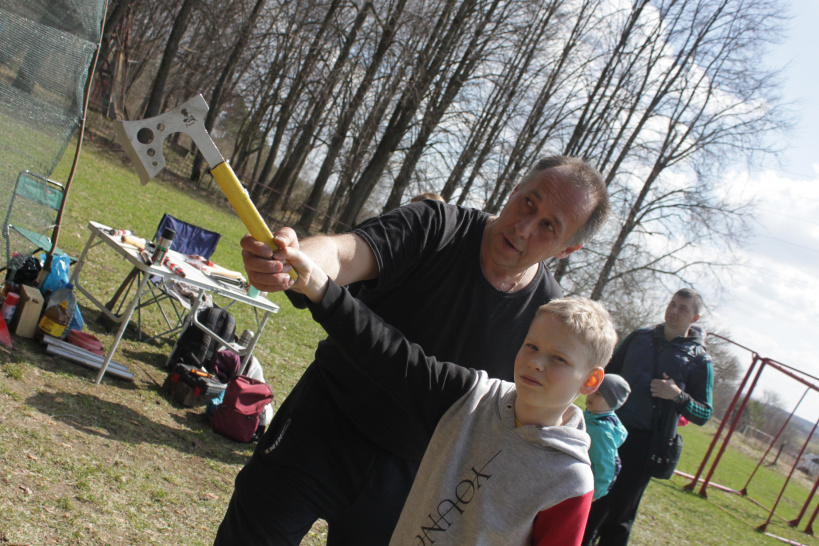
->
<box><xmin>114</xmin><ymin>94</ymin><xmax>297</xmax><ymax>279</ymax></box>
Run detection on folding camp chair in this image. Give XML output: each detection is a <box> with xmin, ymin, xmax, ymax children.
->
<box><xmin>2</xmin><ymin>171</ymin><xmax>74</xmax><ymax>271</ymax></box>
<box><xmin>108</xmin><ymin>214</ymin><xmax>221</xmax><ymax>343</ymax></box>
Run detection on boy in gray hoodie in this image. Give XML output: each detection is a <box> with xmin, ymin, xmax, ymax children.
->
<box><xmin>276</xmin><ymin>238</ymin><xmax>618</xmax><ymax>545</ymax></box>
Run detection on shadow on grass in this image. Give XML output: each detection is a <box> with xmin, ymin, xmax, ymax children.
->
<box><xmin>25</xmin><ymin>389</ymin><xmax>254</xmax><ymax>465</ymax></box>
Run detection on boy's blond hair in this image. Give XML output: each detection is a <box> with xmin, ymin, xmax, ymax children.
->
<box><xmin>535</xmin><ymin>297</ymin><xmax>617</xmax><ymax>368</ymax></box>
<box><xmin>410</xmin><ymin>192</ymin><xmax>446</xmax><ymax>203</ymax></box>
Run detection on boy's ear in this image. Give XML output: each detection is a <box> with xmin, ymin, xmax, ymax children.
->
<box><xmin>580</xmin><ymin>368</ymin><xmax>604</xmax><ymax>395</ymax></box>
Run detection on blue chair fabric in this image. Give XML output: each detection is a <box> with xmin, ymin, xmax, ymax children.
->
<box><xmin>155</xmin><ymin>213</ymin><xmax>221</xmax><ymax>259</ymax></box>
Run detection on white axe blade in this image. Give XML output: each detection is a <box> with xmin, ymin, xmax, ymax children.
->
<box><xmin>113</xmin><ymin>94</ymin><xmax>224</xmax><ymax>185</ymax></box>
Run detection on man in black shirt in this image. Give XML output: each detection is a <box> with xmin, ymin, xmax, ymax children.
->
<box><xmin>215</xmin><ymin>156</ymin><xmax>610</xmax><ymax>545</ymax></box>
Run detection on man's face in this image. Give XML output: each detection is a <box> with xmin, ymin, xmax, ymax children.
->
<box><xmin>514</xmin><ymin>312</ymin><xmax>597</xmax><ymax>417</ymax></box>
<box><xmin>664</xmin><ymin>295</ymin><xmax>700</xmax><ymax>332</ymax></box>
<box><xmin>484</xmin><ymin>166</ymin><xmax>594</xmax><ymax>271</ymax></box>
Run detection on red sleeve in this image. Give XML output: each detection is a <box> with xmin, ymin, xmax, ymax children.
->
<box><xmin>532</xmin><ymin>492</ymin><xmax>593</xmax><ymax>546</ymax></box>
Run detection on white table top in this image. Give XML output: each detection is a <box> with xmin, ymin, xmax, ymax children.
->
<box><xmin>88</xmin><ymin>221</ymin><xmax>279</xmax><ymax>314</ymax></box>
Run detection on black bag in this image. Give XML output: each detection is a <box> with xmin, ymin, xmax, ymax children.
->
<box><xmin>648</xmin><ymin>399</ymin><xmax>683</xmax><ymax>479</ymax></box>
<box><xmin>647</xmin><ymin>338</ymin><xmax>683</xmax><ymax>479</ymax></box>
<box><xmin>167</xmin><ymin>306</ymin><xmax>236</xmax><ymax>370</ymax></box>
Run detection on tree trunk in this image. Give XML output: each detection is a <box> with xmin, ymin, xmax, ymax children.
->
<box><xmin>143</xmin><ymin>0</ymin><xmax>197</xmax><ymax>118</ymax></box>
<box><xmin>295</xmin><ymin>0</ymin><xmax>407</xmax><ymax>233</ymax></box>
<box><xmin>256</xmin><ymin>0</ymin><xmax>344</xmax><ymax>202</ymax></box>
<box><xmin>337</xmin><ymin>0</ymin><xmax>476</xmax><ymax>227</ymax></box>
<box><xmin>190</xmin><ymin>0</ymin><xmax>267</xmax><ymax>181</ymax></box>
<box><xmin>382</xmin><ymin>0</ymin><xmax>503</xmax><ymax>212</ymax></box>
<box><xmin>264</xmin><ymin>1</ymin><xmax>371</xmax><ymax>212</ymax></box>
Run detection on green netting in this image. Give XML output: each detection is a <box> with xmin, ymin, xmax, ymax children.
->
<box><xmin>0</xmin><ymin>0</ymin><xmax>105</xmax><ymax>269</ymax></box>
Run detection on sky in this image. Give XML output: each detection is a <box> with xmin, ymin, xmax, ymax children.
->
<box><xmin>707</xmin><ymin>0</ymin><xmax>819</xmax><ymax>421</ymax></box>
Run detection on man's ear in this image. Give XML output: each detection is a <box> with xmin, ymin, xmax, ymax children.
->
<box><xmin>580</xmin><ymin>368</ymin><xmax>604</xmax><ymax>395</ymax></box>
<box><xmin>692</xmin><ymin>314</ymin><xmax>701</xmax><ymax>324</ymax></box>
<box><xmin>555</xmin><ymin>244</ymin><xmax>582</xmax><ymax>260</ymax></box>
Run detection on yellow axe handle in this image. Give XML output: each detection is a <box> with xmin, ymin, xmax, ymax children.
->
<box><xmin>210</xmin><ymin>162</ymin><xmax>298</xmax><ymax>280</ymax></box>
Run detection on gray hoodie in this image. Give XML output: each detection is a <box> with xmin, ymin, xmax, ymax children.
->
<box><xmin>392</xmin><ymin>373</ymin><xmax>593</xmax><ymax>545</ymax></box>
<box><xmin>306</xmin><ymin>280</ymin><xmax>594</xmax><ymax>545</ymax></box>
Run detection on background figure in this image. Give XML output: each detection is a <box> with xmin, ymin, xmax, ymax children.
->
<box><xmin>585</xmin><ymin>373</ymin><xmax>630</xmax><ymax>501</ymax></box>
<box><xmin>582</xmin><ymin>288</ymin><xmax>714</xmax><ymax>546</ymax></box>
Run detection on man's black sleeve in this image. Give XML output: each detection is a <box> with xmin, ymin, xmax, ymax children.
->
<box><xmin>305</xmin><ymin>280</ymin><xmax>477</xmax><ymax>436</ymax></box>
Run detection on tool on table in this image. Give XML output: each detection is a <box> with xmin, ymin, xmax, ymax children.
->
<box><xmin>113</xmin><ymin>94</ymin><xmax>297</xmax><ymax>280</ymax></box>
<box><xmin>121</xmin><ymin>234</ymin><xmax>156</xmax><ymax>252</ymax></box>
<box><xmin>183</xmin><ymin>255</ymin><xmax>243</xmax><ymax>280</ymax></box>
<box><xmin>162</xmin><ymin>256</ymin><xmax>186</xmax><ymax>277</ymax></box>
<box><xmin>105</xmin><ymin>228</ymin><xmax>132</xmax><ymax>237</ymax></box>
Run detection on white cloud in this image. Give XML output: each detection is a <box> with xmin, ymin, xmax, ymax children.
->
<box><xmin>712</xmin><ymin>165</ymin><xmax>819</xmax><ymax>419</ymax></box>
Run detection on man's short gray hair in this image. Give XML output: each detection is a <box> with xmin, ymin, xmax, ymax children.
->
<box><xmin>674</xmin><ymin>288</ymin><xmax>704</xmax><ymax>315</ymax></box>
<box><xmin>521</xmin><ymin>156</ymin><xmax>609</xmax><ymax>246</ymax></box>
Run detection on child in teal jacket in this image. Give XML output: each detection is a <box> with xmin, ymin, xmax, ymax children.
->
<box><xmin>584</xmin><ymin>373</ymin><xmax>630</xmax><ymax>500</ymax></box>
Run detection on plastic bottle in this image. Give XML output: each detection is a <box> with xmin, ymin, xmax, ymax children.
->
<box><xmin>35</xmin><ymin>283</ymin><xmax>76</xmax><ymax>342</ymax></box>
<box><xmin>2</xmin><ymin>291</ymin><xmax>19</xmax><ymax>321</ymax></box>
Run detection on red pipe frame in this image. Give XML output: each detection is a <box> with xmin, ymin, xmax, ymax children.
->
<box><xmin>688</xmin><ymin>334</ymin><xmax>819</xmax><ymax>535</ymax></box>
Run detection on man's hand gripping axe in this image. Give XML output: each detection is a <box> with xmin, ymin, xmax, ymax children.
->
<box><xmin>113</xmin><ymin>94</ymin><xmax>297</xmax><ymax>280</ymax></box>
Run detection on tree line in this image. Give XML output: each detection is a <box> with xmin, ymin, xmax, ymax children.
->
<box><xmin>95</xmin><ymin>0</ymin><xmax>789</xmax><ymax>326</ymax></box>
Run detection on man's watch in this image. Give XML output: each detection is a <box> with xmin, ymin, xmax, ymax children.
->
<box><xmin>673</xmin><ymin>392</ymin><xmax>685</xmax><ymax>404</ymax></box>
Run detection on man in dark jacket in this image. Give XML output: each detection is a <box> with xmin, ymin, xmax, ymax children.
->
<box><xmin>582</xmin><ymin>288</ymin><xmax>714</xmax><ymax>545</ymax></box>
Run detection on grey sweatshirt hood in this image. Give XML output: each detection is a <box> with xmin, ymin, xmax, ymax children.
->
<box><xmin>497</xmin><ymin>387</ymin><xmax>591</xmax><ymax>466</ymax></box>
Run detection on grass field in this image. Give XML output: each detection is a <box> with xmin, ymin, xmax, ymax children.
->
<box><xmin>1</xmin><ymin>123</ymin><xmax>818</xmax><ymax>545</ymax></box>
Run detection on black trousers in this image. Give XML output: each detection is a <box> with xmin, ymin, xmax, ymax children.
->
<box><xmin>582</xmin><ymin>429</ymin><xmax>653</xmax><ymax>546</ymax></box>
<box><xmin>214</xmin><ymin>367</ymin><xmax>420</xmax><ymax>545</ymax></box>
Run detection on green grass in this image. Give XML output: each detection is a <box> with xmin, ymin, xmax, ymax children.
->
<box><xmin>0</xmin><ymin>119</ymin><xmax>817</xmax><ymax>545</ymax></box>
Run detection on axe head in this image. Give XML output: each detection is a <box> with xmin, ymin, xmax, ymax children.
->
<box><xmin>114</xmin><ymin>94</ymin><xmax>222</xmax><ymax>185</ymax></box>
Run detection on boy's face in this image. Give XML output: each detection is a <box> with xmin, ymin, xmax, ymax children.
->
<box><xmin>584</xmin><ymin>390</ymin><xmax>611</xmax><ymax>413</ymax></box>
<box><xmin>514</xmin><ymin>312</ymin><xmax>603</xmax><ymax>424</ymax></box>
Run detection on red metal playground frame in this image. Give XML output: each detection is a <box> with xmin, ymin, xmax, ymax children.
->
<box><xmin>683</xmin><ymin>333</ymin><xmax>819</xmax><ymax>539</ymax></box>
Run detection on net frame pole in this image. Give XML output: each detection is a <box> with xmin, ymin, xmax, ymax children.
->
<box><xmin>38</xmin><ymin>0</ymin><xmax>109</xmax><ymax>279</ymax></box>
<box><xmin>790</xmin><ymin>472</ymin><xmax>819</xmax><ymax>529</ymax></box>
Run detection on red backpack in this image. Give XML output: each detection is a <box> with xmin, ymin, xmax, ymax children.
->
<box><xmin>211</xmin><ymin>376</ymin><xmax>273</xmax><ymax>442</ymax></box>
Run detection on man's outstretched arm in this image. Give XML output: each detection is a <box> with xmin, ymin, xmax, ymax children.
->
<box><xmin>240</xmin><ymin>227</ymin><xmax>378</xmax><ymax>293</ymax></box>
<box><xmin>277</xmin><ymin>236</ymin><xmax>474</xmax><ymax>433</ymax></box>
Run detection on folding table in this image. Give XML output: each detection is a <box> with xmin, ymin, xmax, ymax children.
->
<box><xmin>70</xmin><ymin>221</ymin><xmax>279</xmax><ymax>384</ymax></box>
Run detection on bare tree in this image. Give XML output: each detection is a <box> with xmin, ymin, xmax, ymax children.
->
<box><xmin>262</xmin><ymin>0</ymin><xmax>372</xmax><ymax>212</ymax></box>
<box><xmin>336</xmin><ymin>0</ymin><xmax>483</xmax><ymax>226</ymax></box>
<box><xmin>189</xmin><ymin>0</ymin><xmax>269</xmax><ymax>181</ymax></box>
<box><xmin>294</xmin><ymin>0</ymin><xmax>409</xmax><ymax>232</ymax></box>
<box><xmin>706</xmin><ymin>333</ymin><xmax>744</xmax><ymax>419</ymax></box>
<box><xmin>143</xmin><ymin>0</ymin><xmax>198</xmax><ymax>118</ymax></box>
